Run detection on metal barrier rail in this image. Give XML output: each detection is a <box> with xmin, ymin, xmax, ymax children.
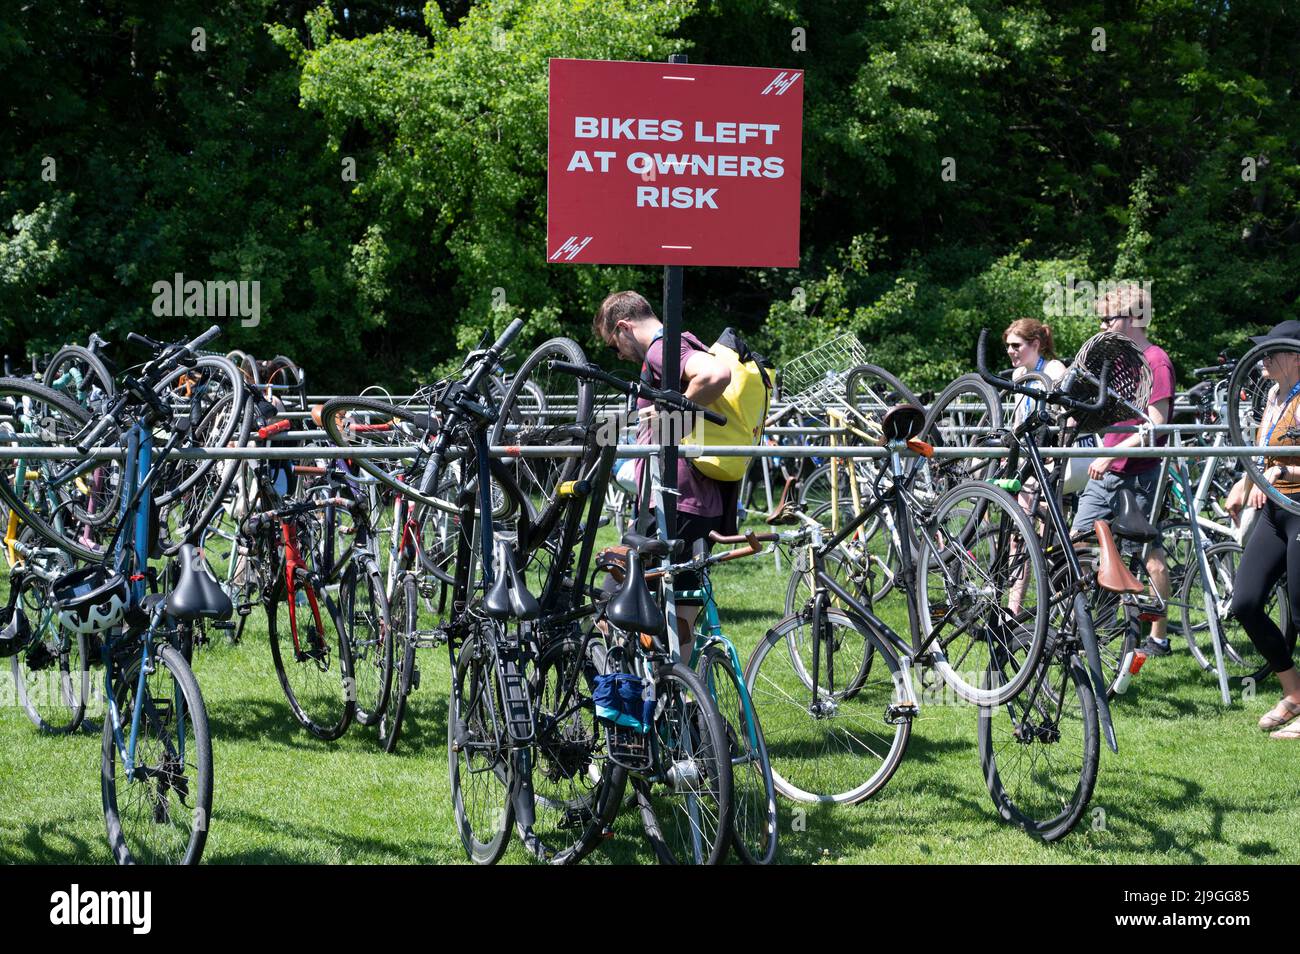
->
<box><xmin>0</xmin><ymin>443</ymin><xmax>1295</xmax><ymax>461</ymax></box>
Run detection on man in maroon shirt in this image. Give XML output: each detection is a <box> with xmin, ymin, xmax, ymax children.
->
<box><xmin>1070</xmin><ymin>282</ymin><xmax>1177</xmax><ymax>656</ymax></box>
<box><xmin>594</xmin><ymin>290</ymin><xmax>732</xmax><ymax>647</ymax></box>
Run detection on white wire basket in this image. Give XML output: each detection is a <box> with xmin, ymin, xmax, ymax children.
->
<box><xmin>780</xmin><ymin>333</ymin><xmax>869</xmax><ymax>415</ymax></box>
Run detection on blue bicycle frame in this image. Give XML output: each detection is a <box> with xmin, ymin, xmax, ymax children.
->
<box><xmin>100</xmin><ymin>422</ymin><xmax>185</xmax><ymax>776</ymax></box>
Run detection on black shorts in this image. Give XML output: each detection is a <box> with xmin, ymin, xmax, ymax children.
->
<box><xmin>606</xmin><ymin>510</ymin><xmax>724</xmax><ymax>607</ymax></box>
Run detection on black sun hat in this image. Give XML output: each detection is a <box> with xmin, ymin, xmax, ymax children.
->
<box><xmin>1250</xmin><ymin>319</ymin><xmax>1300</xmax><ymax>347</ymax></box>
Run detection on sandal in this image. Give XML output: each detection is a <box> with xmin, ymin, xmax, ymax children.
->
<box><xmin>1258</xmin><ymin>698</ymin><xmax>1300</xmax><ymax>731</ymax></box>
<box><xmin>1270</xmin><ymin>724</ymin><xmax>1300</xmax><ymax>740</ymax></box>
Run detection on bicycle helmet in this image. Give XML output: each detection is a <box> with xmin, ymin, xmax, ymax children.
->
<box><xmin>0</xmin><ymin>605</ymin><xmax>32</xmax><ymax>658</ymax></box>
<box><xmin>53</xmin><ymin>565</ymin><xmax>129</xmax><ymax>635</ymax></box>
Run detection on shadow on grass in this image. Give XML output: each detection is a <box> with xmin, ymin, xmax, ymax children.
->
<box><xmin>7</xmin><ymin>814</ymin><xmax>108</xmax><ymax>864</ymax></box>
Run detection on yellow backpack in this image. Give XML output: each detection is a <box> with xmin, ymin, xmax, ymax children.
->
<box><xmin>641</xmin><ymin>329</ymin><xmax>772</xmax><ymax>483</ymax></box>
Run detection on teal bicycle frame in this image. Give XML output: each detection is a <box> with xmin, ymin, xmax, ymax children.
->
<box><xmin>680</xmin><ymin>576</ymin><xmax>762</xmax><ymax>752</ymax></box>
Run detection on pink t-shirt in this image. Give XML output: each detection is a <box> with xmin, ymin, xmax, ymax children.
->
<box><xmin>1102</xmin><ymin>343</ymin><xmax>1175</xmax><ymax>475</ymax></box>
<box><xmin>635</xmin><ymin>331</ymin><xmax>723</xmax><ymax>517</ymax></box>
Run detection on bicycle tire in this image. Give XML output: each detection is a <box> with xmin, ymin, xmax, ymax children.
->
<box><xmin>347</xmin><ymin>558</ymin><xmax>393</xmax><ymax>727</ymax></box>
<box><xmin>916</xmin><ymin>480</ymin><xmax>1050</xmax><ymax>705</ymax></box>
<box><xmin>0</xmin><ymin>377</ymin><xmax>111</xmax><ymax>563</ymax></box>
<box><xmin>978</xmin><ymin>653</ymin><xmax>1100</xmax><ymax>842</ymax></box>
<box><xmin>320</xmin><ymin>396</ymin><xmax>456</xmax><ymax>511</ymax></box>
<box><xmin>378</xmin><ymin>574</ymin><xmax>418</xmax><ymax>753</ymax></box>
<box><xmin>490</xmin><ymin>337</ymin><xmax>594</xmax><ymax>531</ymax></box>
<box><xmin>450</xmin><ymin>629</ymin><xmax>514</xmax><ymax>864</ymax></box>
<box><xmin>101</xmin><ymin>641</ymin><xmax>213</xmax><ymax>865</ymax></box>
<box><xmin>699</xmin><ymin>644</ymin><xmax>777</xmax><ymax>865</ymax></box>
<box><xmin>920</xmin><ymin>373</ymin><xmax>1005</xmax><ymax>492</ymax></box>
<box><xmin>1182</xmin><ymin>540</ymin><xmax>1289</xmax><ymax>683</ymax></box>
<box><xmin>529</xmin><ymin>632</ymin><xmax>623</xmax><ymax>864</ymax></box>
<box><xmin>10</xmin><ymin>555</ymin><xmax>89</xmax><ymax>734</ymax></box>
<box><xmin>633</xmin><ymin>661</ymin><xmax>733</xmax><ymax>865</ymax></box>
<box><xmin>1227</xmin><ymin>338</ymin><xmax>1300</xmax><ymax>516</ymax></box>
<box><xmin>744</xmin><ymin>607</ymin><xmax>911</xmax><ymax>804</ymax></box>
<box><xmin>266</xmin><ymin>556</ymin><xmax>355</xmax><ymax>741</ymax></box>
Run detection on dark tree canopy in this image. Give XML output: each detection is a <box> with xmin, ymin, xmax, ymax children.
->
<box><xmin>2</xmin><ymin>1</ymin><xmax>1296</xmax><ymax>391</ymax></box>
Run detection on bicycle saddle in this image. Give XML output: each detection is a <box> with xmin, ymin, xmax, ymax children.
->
<box><xmin>765</xmin><ymin>475</ymin><xmax>803</xmax><ymax>525</ymax></box>
<box><xmin>1093</xmin><ymin>520</ymin><xmax>1145</xmax><ymax>595</ymax></box>
<box><xmin>1111</xmin><ymin>488</ymin><xmax>1160</xmax><ymax>543</ymax></box>
<box><xmin>483</xmin><ymin>542</ymin><xmax>540</xmax><ymax>622</ymax></box>
<box><xmin>881</xmin><ymin>404</ymin><xmax>926</xmax><ymax>443</ymax></box>
<box><xmin>165</xmin><ymin>544</ymin><xmax>234</xmax><ymax>622</ymax></box>
<box><xmin>606</xmin><ymin>549</ymin><xmax>666</xmax><ymax>638</ymax></box>
<box><xmin>620</xmin><ymin>530</ymin><xmax>684</xmax><ymax>559</ymax></box>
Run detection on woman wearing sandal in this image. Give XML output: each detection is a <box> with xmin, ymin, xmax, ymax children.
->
<box><xmin>1226</xmin><ymin>320</ymin><xmax>1300</xmax><ymax>738</ymax></box>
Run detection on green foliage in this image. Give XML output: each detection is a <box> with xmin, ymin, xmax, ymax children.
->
<box><xmin>0</xmin><ymin>0</ymin><xmax>1296</xmax><ymax>391</ymax></box>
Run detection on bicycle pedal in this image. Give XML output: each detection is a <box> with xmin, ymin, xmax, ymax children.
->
<box><xmin>886</xmin><ymin>703</ymin><xmax>918</xmax><ymax>724</ymax></box>
<box><xmin>212</xmin><ymin>621</ymin><xmax>235</xmax><ymax>631</ymax></box>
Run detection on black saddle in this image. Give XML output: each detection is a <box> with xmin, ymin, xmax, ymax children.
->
<box><xmin>165</xmin><ymin>544</ymin><xmax>233</xmax><ymax>622</ymax></box>
<box><xmin>620</xmin><ymin>530</ymin><xmax>684</xmax><ymax>559</ymax></box>
<box><xmin>881</xmin><ymin>404</ymin><xmax>926</xmax><ymax>442</ymax></box>
<box><xmin>1111</xmin><ymin>488</ymin><xmax>1160</xmax><ymax>544</ymax></box>
<box><xmin>606</xmin><ymin>548</ymin><xmax>666</xmax><ymax>638</ymax></box>
<box><xmin>483</xmin><ymin>542</ymin><xmax>540</xmax><ymax>622</ymax></box>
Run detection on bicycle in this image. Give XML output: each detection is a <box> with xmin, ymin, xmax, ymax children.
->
<box><xmin>745</xmin><ymin>403</ymin><xmax>1050</xmax><ymax>804</ymax></box>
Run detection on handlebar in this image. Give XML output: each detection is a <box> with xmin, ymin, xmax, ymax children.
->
<box><xmin>975</xmin><ymin>329</ymin><xmax>1111</xmax><ymax>418</ymax></box>
<box><xmin>549</xmin><ymin>361</ymin><xmax>727</xmax><ymax>426</ymax></box>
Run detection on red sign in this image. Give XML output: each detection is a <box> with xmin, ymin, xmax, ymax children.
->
<box><xmin>547</xmin><ymin>58</ymin><xmax>803</xmax><ymax>267</ymax></box>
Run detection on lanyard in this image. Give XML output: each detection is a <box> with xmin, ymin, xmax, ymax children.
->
<box><xmin>1262</xmin><ymin>380</ymin><xmax>1300</xmax><ymax>468</ymax></box>
<box><xmin>1014</xmin><ymin>357</ymin><xmax>1049</xmax><ymax>420</ymax></box>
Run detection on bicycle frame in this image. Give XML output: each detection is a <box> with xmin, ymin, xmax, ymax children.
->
<box><xmin>100</xmin><ymin>423</ymin><xmax>187</xmax><ymax>776</ymax></box>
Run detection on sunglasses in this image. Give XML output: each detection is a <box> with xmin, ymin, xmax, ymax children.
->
<box><xmin>1006</xmin><ymin>341</ymin><xmax>1026</xmax><ymax>350</ymax></box>
<box><xmin>1099</xmin><ymin>315</ymin><xmax>1125</xmax><ymax>326</ymax></box>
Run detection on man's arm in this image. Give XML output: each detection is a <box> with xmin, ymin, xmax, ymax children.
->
<box><xmin>682</xmin><ymin>350</ymin><xmax>731</xmax><ymax>406</ymax></box>
<box><xmin>1100</xmin><ymin>395</ymin><xmax>1171</xmax><ymax>453</ymax></box>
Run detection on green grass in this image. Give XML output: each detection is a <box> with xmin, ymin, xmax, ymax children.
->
<box><xmin>3</xmin><ymin>541</ymin><xmax>1298</xmax><ymax>865</ymax></box>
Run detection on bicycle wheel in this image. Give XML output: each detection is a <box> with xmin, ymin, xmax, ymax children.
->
<box><xmin>345</xmin><ymin>558</ymin><xmax>393</xmax><ymax>727</ymax></box>
<box><xmin>320</xmin><ymin>396</ymin><xmax>453</xmax><ymax>511</ymax></box>
<box><xmin>0</xmin><ymin>377</ymin><xmax>113</xmax><ymax>562</ymax></box>
<box><xmin>490</xmin><ymin>337</ymin><xmax>594</xmax><ymax>525</ymax></box>
<box><xmin>844</xmin><ymin>363</ymin><xmax>921</xmax><ymax>420</ymax></box>
<box><xmin>699</xmin><ymin>644</ymin><xmax>777</xmax><ymax>865</ymax></box>
<box><xmin>1227</xmin><ymin>338</ymin><xmax>1300</xmax><ymax>515</ymax></box>
<box><xmin>744</xmin><ymin>607</ymin><xmax>911</xmax><ymax>804</ymax></box>
<box><xmin>101</xmin><ymin>641</ymin><xmax>213</xmax><ymax>865</ymax></box>
<box><xmin>1182</xmin><ymin>541</ymin><xmax>1290</xmax><ymax>683</ymax></box>
<box><xmin>529</xmin><ymin>631</ymin><xmax>622</xmax><ymax>864</ymax></box>
<box><xmin>9</xmin><ymin>553</ymin><xmax>90</xmax><ymax>734</ymax></box>
<box><xmin>157</xmin><ymin>391</ymin><xmax>252</xmax><ymax>554</ymax></box>
<box><xmin>978</xmin><ymin>653</ymin><xmax>1100</xmax><ymax>842</ymax></box>
<box><xmin>378</xmin><ymin>574</ymin><xmax>418</xmax><ymax>753</ymax></box>
<box><xmin>153</xmin><ymin>355</ymin><xmax>250</xmax><ymax>505</ymax></box>
<box><xmin>450</xmin><ymin>628</ymin><xmax>514</xmax><ymax>864</ymax></box>
<box><xmin>783</xmin><ymin>543</ymin><xmax>874</xmax><ymax>617</ymax></box>
<box><xmin>43</xmin><ymin>344</ymin><xmax>116</xmax><ymax>404</ymax></box>
<box><xmin>266</xmin><ymin>553</ymin><xmax>355</xmax><ymax>740</ymax></box>
<box><xmin>917</xmin><ymin>481</ymin><xmax>1049</xmax><ymax>705</ymax></box>
<box><xmin>920</xmin><ymin>374</ymin><xmax>1004</xmax><ymax>493</ymax></box>
<box><xmin>634</xmin><ymin>661</ymin><xmax>733</xmax><ymax>865</ymax></box>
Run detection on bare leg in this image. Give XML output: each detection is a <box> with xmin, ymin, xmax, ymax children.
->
<box><xmin>1146</xmin><ymin>550</ymin><xmax>1170</xmax><ymax>641</ymax></box>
